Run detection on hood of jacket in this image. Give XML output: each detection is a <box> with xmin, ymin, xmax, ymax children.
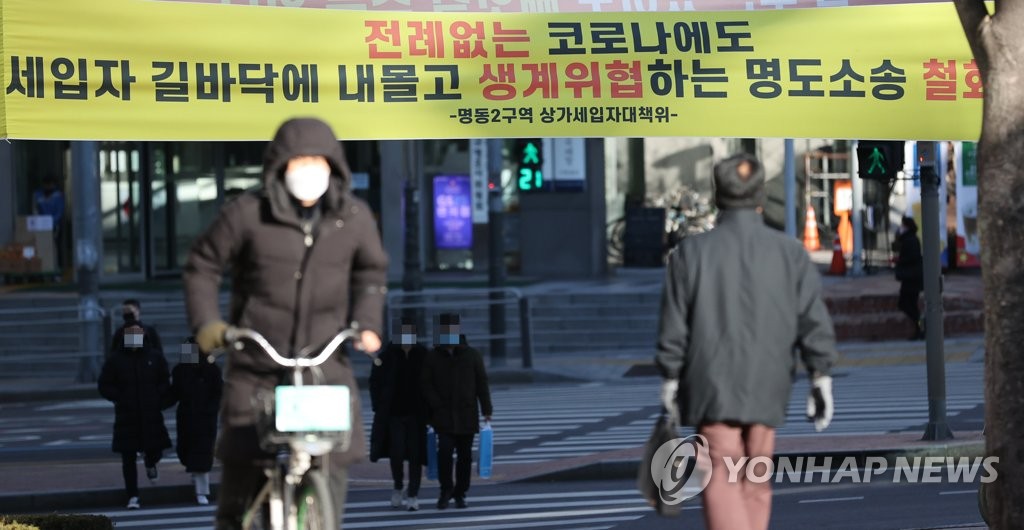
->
<box><xmin>261</xmin><ymin>117</ymin><xmax>351</xmax><ymax>224</ymax></box>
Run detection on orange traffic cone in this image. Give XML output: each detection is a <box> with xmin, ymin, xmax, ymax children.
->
<box><xmin>803</xmin><ymin>206</ymin><xmax>820</xmax><ymax>251</ymax></box>
<box><xmin>828</xmin><ymin>235</ymin><xmax>846</xmax><ymax>276</ymax></box>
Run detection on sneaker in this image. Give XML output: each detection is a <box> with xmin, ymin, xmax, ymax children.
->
<box><xmin>390</xmin><ymin>489</ymin><xmax>404</xmax><ymax>509</ymax></box>
<box><xmin>406</xmin><ymin>497</ymin><xmax>419</xmax><ymax>511</ymax></box>
<box><xmin>455</xmin><ymin>497</ymin><xmax>468</xmax><ymax>509</ymax></box>
<box><xmin>146</xmin><ymin>466</ymin><xmax>159</xmax><ymax>483</ymax></box>
<box><xmin>436</xmin><ymin>492</ymin><xmax>451</xmax><ymax>510</ymax></box>
<box><xmin>126</xmin><ymin>496</ymin><xmax>140</xmax><ymax>510</ymax></box>
<box><xmin>196</xmin><ymin>495</ymin><xmax>209</xmax><ymax>506</ymax></box>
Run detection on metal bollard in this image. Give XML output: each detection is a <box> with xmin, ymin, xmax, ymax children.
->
<box><xmin>518</xmin><ymin>296</ymin><xmax>533</xmax><ymax>369</ymax></box>
<box><xmin>102</xmin><ymin>309</ymin><xmax>112</xmax><ymax>360</ymax></box>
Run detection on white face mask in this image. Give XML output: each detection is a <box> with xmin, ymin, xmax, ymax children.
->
<box><xmin>284</xmin><ymin>164</ymin><xmax>330</xmax><ymax>202</ymax></box>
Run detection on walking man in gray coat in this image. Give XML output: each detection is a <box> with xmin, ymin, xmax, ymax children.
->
<box><xmin>656</xmin><ymin>154</ymin><xmax>838</xmax><ymax>530</ymax></box>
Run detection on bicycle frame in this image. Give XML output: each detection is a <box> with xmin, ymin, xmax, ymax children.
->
<box><xmin>217</xmin><ymin>327</ymin><xmax>362</xmax><ymax>530</ymax></box>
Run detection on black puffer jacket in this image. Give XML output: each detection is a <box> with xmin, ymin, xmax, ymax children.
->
<box><xmin>167</xmin><ymin>362</ymin><xmax>222</xmax><ymax>472</ymax></box>
<box><xmin>420</xmin><ymin>345</ymin><xmax>493</xmax><ymax>435</ymax></box>
<box><xmin>893</xmin><ymin>229</ymin><xmax>923</xmax><ymax>284</ymax></box>
<box><xmin>369</xmin><ymin>343</ymin><xmax>429</xmax><ymax>462</ymax></box>
<box><xmin>98</xmin><ymin>324</ymin><xmax>172</xmax><ymax>454</ymax></box>
<box><xmin>183</xmin><ymin>117</ymin><xmax>389</xmax><ymax>465</ymax></box>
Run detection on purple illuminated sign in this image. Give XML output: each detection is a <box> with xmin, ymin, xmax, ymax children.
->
<box><xmin>433</xmin><ymin>175</ymin><xmax>473</xmax><ymax>250</ymax></box>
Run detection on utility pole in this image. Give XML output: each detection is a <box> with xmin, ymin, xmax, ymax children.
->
<box><xmin>401</xmin><ymin>140</ymin><xmax>425</xmax><ymax>336</ymax></box>
<box><xmin>851</xmin><ymin>140</ymin><xmax>864</xmax><ymax>275</ymax></box>
<box><xmin>626</xmin><ymin>138</ymin><xmax>645</xmax><ymax>207</ymax></box>
<box><xmin>919</xmin><ymin>141</ymin><xmax>952</xmax><ymax>441</ymax></box>
<box><xmin>72</xmin><ymin>141</ymin><xmax>103</xmax><ymax>383</ymax></box>
<box><xmin>784</xmin><ymin>139</ymin><xmax>797</xmax><ymax>238</ymax></box>
<box><xmin>487</xmin><ymin>138</ymin><xmax>506</xmax><ymax>367</ymax></box>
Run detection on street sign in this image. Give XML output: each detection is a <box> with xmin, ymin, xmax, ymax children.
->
<box><xmin>469</xmin><ymin>139</ymin><xmax>489</xmax><ymax>224</ymax></box>
<box><xmin>540</xmin><ymin>138</ymin><xmax>586</xmax><ymax>192</ymax></box>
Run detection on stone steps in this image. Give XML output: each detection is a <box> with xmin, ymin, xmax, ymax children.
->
<box><xmin>832</xmin><ymin>309</ymin><xmax>983</xmax><ymax>342</ymax></box>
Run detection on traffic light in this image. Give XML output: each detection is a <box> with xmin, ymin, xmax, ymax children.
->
<box><xmin>856</xmin><ymin>140</ymin><xmax>905</xmax><ymax>180</ymax></box>
<box><xmin>515</xmin><ymin>138</ymin><xmax>544</xmax><ymax>192</ymax></box>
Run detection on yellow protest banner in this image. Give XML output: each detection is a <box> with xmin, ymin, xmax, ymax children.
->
<box><xmin>0</xmin><ymin>0</ymin><xmax>980</xmax><ymax>141</ymax></box>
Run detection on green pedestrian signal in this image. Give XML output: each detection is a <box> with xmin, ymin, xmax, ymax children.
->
<box><xmin>515</xmin><ymin>138</ymin><xmax>544</xmax><ymax>192</ymax></box>
<box><xmin>867</xmin><ymin>147</ymin><xmax>886</xmax><ymax>176</ymax></box>
<box><xmin>857</xmin><ymin>141</ymin><xmax>904</xmax><ymax>180</ymax></box>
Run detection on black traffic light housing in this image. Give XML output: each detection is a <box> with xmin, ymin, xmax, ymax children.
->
<box><xmin>857</xmin><ymin>140</ymin><xmax>905</xmax><ymax>180</ymax></box>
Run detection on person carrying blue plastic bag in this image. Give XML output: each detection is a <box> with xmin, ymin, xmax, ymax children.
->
<box><xmin>421</xmin><ymin>315</ymin><xmax>493</xmax><ymax>510</ymax></box>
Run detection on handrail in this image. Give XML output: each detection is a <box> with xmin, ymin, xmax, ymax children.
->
<box><xmin>0</xmin><ymin>305</ymin><xmax>83</xmax><ymax>315</ymax></box>
<box><xmin>386</xmin><ymin>286</ymin><xmax>523</xmax><ymax>301</ymax></box>
<box><xmin>384</xmin><ymin>287</ymin><xmax>533</xmax><ymax>369</ymax></box>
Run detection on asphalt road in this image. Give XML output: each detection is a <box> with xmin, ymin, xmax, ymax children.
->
<box><xmin>620</xmin><ymin>471</ymin><xmax>987</xmax><ymax>530</ymax></box>
<box><xmin>87</xmin><ymin>475</ymin><xmax>986</xmax><ymax>530</ymax></box>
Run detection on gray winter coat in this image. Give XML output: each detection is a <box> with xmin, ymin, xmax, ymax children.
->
<box><xmin>183</xmin><ymin>118</ymin><xmax>388</xmax><ymax>465</ymax></box>
<box><xmin>655</xmin><ymin>209</ymin><xmax>838</xmax><ymax>428</ymax></box>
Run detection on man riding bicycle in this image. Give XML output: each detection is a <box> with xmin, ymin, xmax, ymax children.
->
<box><xmin>183</xmin><ymin>117</ymin><xmax>388</xmax><ymax>530</ymax></box>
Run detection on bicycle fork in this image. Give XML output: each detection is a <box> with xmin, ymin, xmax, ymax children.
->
<box><xmin>271</xmin><ymin>449</ymin><xmax>315</xmax><ymax>530</ymax></box>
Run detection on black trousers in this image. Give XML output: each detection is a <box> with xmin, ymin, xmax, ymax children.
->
<box><xmin>120</xmin><ymin>449</ymin><xmax>162</xmax><ymax>498</ymax></box>
<box><xmin>898</xmin><ymin>281</ymin><xmax>923</xmax><ymax>328</ymax></box>
<box><xmin>389</xmin><ymin>416</ymin><xmax>423</xmax><ymax>496</ymax></box>
<box><xmin>215</xmin><ymin>461</ymin><xmax>348</xmax><ymax>530</ymax></box>
<box><xmin>437</xmin><ymin>432</ymin><xmax>475</xmax><ymax>499</ymax></box>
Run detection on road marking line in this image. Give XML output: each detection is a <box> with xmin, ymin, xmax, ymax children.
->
<box><xmin>939</xmin><ymin>490</ymin><xmax>978</xmax><ymax>495</ymax></box>
<box><xmin>797</xmin><ymin>496</ymin><xmax>864</xmax><ymax>504</ymax></box>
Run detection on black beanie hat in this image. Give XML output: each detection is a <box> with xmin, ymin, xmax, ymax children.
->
<box><xmin>713</xmin><ymin>153</ymin><xmax>766</xmax><ymax>210</ymax></box>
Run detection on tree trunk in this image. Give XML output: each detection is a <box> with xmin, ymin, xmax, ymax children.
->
<box><xmin>953</xmin><ymin>3</ymin><xmax>1024</xmax><ymax>528</ymax></box>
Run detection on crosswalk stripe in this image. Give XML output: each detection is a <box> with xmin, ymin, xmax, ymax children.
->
<box><xmin>12</xmin><ymin>362</ymin><xmax>984</xmax><ymax>472</ymax></box>
<box><xmin>100</xmin><ymin>491</ymin><xmax>654</xmax><ymax>530</ymax></box>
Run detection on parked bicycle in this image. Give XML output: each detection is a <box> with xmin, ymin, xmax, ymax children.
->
<box><xmin>210</xmin><ymin>327</ymin><xmax>364</xmax><ymax>530</ymax></box>
<box><xmin>607</xmin><ymin>185</ymin><xmax>717</xmax><ymax>266</ymax></box>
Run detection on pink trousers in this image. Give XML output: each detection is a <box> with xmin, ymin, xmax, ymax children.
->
<box><xmin>698</xmin><ymin>422</ymin><xmax>776</xmax><ymax>530</ymax></box>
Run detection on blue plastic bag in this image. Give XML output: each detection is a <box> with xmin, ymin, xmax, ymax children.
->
<box><xmin>478</xmin><ymin>422</ymin><xmax>493</xmax><ymax>479</ymax></box>
<box><xmin>426</xmin><ymin>426</ymin><xmax>438</xmax><ymax>481</ymax></box>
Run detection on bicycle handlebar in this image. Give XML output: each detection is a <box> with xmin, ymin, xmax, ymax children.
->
<box><xmin>214</xmin><ymin>327</ymin><xmax>365</xmax><ymax>368</ymax></box>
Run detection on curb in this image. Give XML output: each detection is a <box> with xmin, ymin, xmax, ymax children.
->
<box><xmin>516</xmin><ymin>441</ymin><xmax>986</xmax><ymax>483</ymax></box>
<box><xmin>0</xmin><ymin>484</ymin><xmax>220</xmax><ymax>514</ymax></box>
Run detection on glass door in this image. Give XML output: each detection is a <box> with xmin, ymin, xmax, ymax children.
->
<box><xmin>149</xmin><ymin>142</ymin><xmax>220</xmax><ymax>275</ymax></box>
<box><xmin>99</xmin><ymin>143</ymin><xmax>144</xmax><ymax>276</ymax></box>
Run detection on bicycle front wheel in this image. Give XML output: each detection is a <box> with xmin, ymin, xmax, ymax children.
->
<box><xmin>295</xmin><ymin>471</ymin><xmax>335</xmax><ymax>530</ymax></box>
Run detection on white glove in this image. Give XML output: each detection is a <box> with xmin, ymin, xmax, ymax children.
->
<box><xmin>661</xmin><ymin>379</ymin><xmax>680</xmax><ymax>425</ymax></box>
<box><xmin>806</xmin><ymin>374</ymin><xmax>834</xmax><ymax>432</ymax></box>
